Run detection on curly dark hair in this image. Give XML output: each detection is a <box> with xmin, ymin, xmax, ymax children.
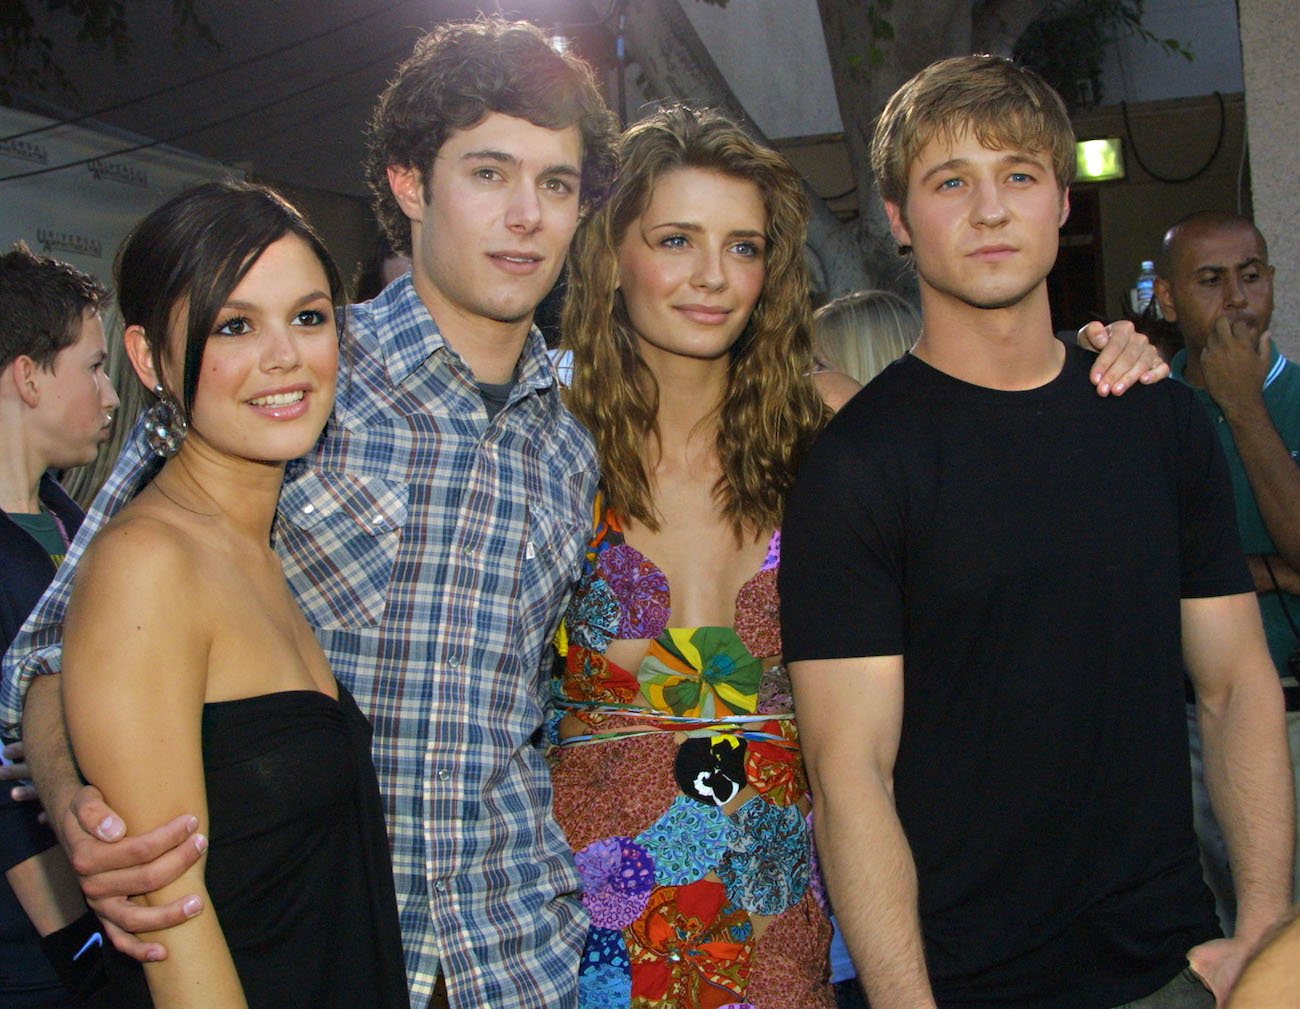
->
<box><xmin>364</xmin><ymin>16</ymin><xmax>619</xmax><ymax>256</ymax></box>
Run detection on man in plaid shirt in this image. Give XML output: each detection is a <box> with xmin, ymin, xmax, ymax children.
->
<box><xmin>0</xmin><ymin>18</ymin><xmax>617</xmax><ymax>1009</ymax></box>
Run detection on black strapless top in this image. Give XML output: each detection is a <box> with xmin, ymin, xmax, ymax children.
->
<box><xmin>87</xmin><ymin>687</ymin><xmax>407</xmax><ymax>1008</ymax></box>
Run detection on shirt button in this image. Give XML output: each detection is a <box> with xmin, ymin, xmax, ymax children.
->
<box><xmin>302</xmin><ymin>503</ymin><xmax>315</xmax><ymax>514</ymax></box>
<box><xmin>372</xmin><ymin>514</ymin><xmax>384</xmax><ymax>526</ymax></box>
<box><xmin>434</xmin><ymin>880</ymin><xmax>446</xmax><ymax>893</ymax></box>
<box><xmin>448</xmin><ymin>655</ymin><xmax>460</xmax><ymax>669</ymax></box>
<box><xmin>437</xmin><ymin>768</ymin><xmax>451</xmax><ymax>781</ymax></box>
<box><xmin>463</xmin><ymin>545</ymin><xmax>475</xmax><ymax>557</ymax></box>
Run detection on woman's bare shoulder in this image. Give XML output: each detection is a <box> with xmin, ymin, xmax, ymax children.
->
<box><xmin>70</xmin><ymin>500</ymin><xmax>212</xmax><ymax>630</ymax></box>
<box><xmin>810</xmin><ymin>369</ymin><xmax>862</xmax><ymax>413</ymax></box>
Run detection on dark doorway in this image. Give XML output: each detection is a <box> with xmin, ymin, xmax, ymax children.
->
<box><xmin>1048</xmin><ymin>187</ymin><xmax>1105</xmax><ymax>334</ymax></box>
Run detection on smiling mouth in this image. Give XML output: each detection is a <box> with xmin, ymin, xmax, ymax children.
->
<box><xmin>249</xmin><ymin>390</ymin><xmax>304</xmax><ymax>407</ymax></box>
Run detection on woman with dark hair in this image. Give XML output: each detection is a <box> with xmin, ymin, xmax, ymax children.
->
<box><xmin>60</xmin><ymin>181</ymin><xmax>406</xmax><ymax>1009</ymax></box>
<box><xmin>553</xmin><ymin>106</ymin><xmax>836</xmax><ymax>1009</ymax></box>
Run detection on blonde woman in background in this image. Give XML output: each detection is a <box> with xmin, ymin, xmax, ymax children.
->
<box><xmin>810</xmin><ymin>289</ymin><xmax>921</xmax><ymax>410</ymax></box>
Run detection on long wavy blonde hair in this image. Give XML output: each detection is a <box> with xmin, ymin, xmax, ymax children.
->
<box><xmin>563</xmin><ymin>106</ymin><xmax>829</xmax><ymax>538</ymax></box>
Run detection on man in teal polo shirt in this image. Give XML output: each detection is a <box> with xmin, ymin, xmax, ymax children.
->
<box><xmin>1157</xmin><ymin>210</ymin><xmax>1300</xmax><ymax>928</ymax></box>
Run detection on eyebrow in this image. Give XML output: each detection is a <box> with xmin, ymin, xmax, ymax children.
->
<box><xmin>1193</xmin><ymin>257</ymin><xmax>1268</xmax><ymax>274</ymax></box>
<box><xmin>461</xmin><ymin>149</ymin><xmax>581</xmax><ymax>181</ymax></box>
<box><xmin>919</xmin><ymin>152</ymin><xmax>1048</xmax><ymax>186</ymax></box>
<box><xmin>221</xmin><ymin>290</ymin><xmax>332</xmax><ymax>312</ymax></box>
<box><xmin>647</xmin><ymin>220</ymin><xmax>766</xmax><ymax>240</ymax></box>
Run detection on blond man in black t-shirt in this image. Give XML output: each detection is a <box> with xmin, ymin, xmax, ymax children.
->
<box><xmin>780</xmin><ymin>56</ymin><xmax>1294</xmax><ymax>1009</ymax></box>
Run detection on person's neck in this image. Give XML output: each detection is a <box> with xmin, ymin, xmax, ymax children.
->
<box><xmin>0</xmin><ymin>428</ymin><xmax>48</xmax><ymax>514</ymax></box>
<box><xmin>150</xmin><ymin>441</ymin><xmax>287</xmax><ymax>544</ymax></box>
<box><xmin>411</xmin><ymin>272</ymin><xmax>531</xmax><ymax>385</ymax></box>
<box><xmin>1181</xmin><ymin>346</ymin><xmax>1208</xmax><ymax>389</ymax></box>
<box><xmin>912</xmin><ymin>286</ymin><xmax>1063</xmax><ymax>391</ymax></box>
<box><xmin>645</xmin><ymin>351</ymin><xmax>729</xmax><ymax>474</ymax></box>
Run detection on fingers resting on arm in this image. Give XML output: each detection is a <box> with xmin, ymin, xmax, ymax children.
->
<box><xmin>63</xmin><ymin>776</ymin><xmax>208</xmax><ymax>962</ymax></box>
<box><xmin>1</xmin><ymin>740</ymin><xmax>37</xmax><ymax>803</ymax></box>
<box><xmin>1078</xmin><ymin>320</ymin><xmax>1170</xmax><ymax>396</ymax></box>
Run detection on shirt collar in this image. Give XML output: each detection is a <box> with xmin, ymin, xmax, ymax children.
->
<box><xmin>1170</xmin><ymin>341</ymin><xmax>1285</xmax><ymax>392</ymax></box>
<box><xmin>355</xmin><ymin>274</ymin><xmax>557</xmax><ymax>394</ymax></box>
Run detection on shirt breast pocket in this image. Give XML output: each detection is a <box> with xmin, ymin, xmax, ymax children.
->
<box><xmin>526</xmin><ymin>502</ymin><xmax>585</xmax><ymax>577</ymax></box>
<box><xmin>276</xmin><ymin>469</ymin><xmax>408</xmax><ymax>630</ymax></box>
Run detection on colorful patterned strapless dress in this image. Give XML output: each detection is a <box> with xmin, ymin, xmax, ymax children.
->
<box><xmin>550</xmin><ymin>498</ymin><xmax>833</xmax><ymax>1009</ymax></box>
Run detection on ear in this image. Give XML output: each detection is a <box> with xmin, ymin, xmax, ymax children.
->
<box><xmin>387</xmin><ymin>164</ymin><xmax>427</xmax><ymax>224</ymax></box>
<box><xmin>1154</xmin><ymin>277</ymin><xmax>1177</xmax><ymax>323</ymax></box>
<box><xmin>884</xmin><ymin>199</ymin><xmax>912</xmax><ymax>248</ymax></box>
<box><xmin>8</xmin><ymin>356</ymin><xmax>42</xmax><ymax>408</ymax></box>
<box><xmin>1058</xmin><ymin>187</ymin><xmax>1071</xmax><ymax>228</ymax></box>
<box><xmin>124</xmin><ymin>325</ymin><xmax>161</xmax><ymax>391</ymax></box>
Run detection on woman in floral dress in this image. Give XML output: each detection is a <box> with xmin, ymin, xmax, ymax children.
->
<box><xmin>551</xmin><ymin>106</ymin><xmax>841</xmax><ymax>1009</ymax></box>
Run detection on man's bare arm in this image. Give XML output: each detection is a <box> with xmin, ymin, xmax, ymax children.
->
<box><xmin>1183</xmin><ymin>593</ymin><xmax>1294</xmax><ymax>999</ymax></box>
<box><xmin>21</xmin><ymin>673</ymin><xmax>206</xmax><ymax>961</ymax></box>
<box><xmin>1203</xmin><ymin>324</ymin><xmax>1300</xmax><ymax>571</ymax></box>
<box><xmin>1246</xmin><ymin>554</ymin><xmax>1300</xmax><ymax>596</ymax></box>
<box><xmin>791</xmin><ymin>654</ymin><xmax>938</xmax><ymax>1009</ymax></box>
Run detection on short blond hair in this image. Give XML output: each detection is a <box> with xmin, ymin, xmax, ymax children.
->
<box><xmin>813</xmin><ymin>290</ymin><xmax>920</xmax><ymax>385</ymax></box>
<box><xmin>871</xmin><ymin>54</ymin><xmax>1075</xmax><ymax>208</ymax></box>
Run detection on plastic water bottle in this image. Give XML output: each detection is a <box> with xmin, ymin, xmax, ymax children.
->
<box><xmin>1134</xmin><ymin>260</ymin><xmax>1156</xmax><ymax>314</ymax></box>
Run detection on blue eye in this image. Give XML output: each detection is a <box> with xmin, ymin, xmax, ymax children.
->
<box><xmin>731</xmin><ymin>241</ymin><xmax>761</xmax><ymax>258</ymax></box>
<box><xmin>660</xmin><ymin>234</ymin><xmax>688</xmax><ymax>249</ymax></box>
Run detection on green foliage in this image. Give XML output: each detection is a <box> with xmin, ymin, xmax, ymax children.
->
<box><xmin>1013</xmin><ymin>0</ymin><xmax>1192</xmax><ymax>112</ymax></box>
<box><xmin>824</xmin><ymin>0</ymin><xmax>896</xmax><ymax>78</ymax></box>
<box><xmin>0</xmin><ymin>0</ymin><xmax>216</xmax><ymax>103</ymax></box>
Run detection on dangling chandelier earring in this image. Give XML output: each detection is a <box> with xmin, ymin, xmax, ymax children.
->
<box><xmin>142</xmin><ymin>384</ymin><xmax>188</xmax><ymax>458</ymax></box>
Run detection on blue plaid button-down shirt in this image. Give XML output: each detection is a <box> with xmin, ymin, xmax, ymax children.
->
<box><xmin>1</xmin><ymin>277</ymin><xmax>596</xmax><ymax>1008</ymax></box>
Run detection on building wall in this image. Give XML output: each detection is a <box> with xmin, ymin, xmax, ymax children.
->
<box><xmin>1239</xmin><ymin>0</ymin><xmax>1300</xmax><ymax>356</ymax></box>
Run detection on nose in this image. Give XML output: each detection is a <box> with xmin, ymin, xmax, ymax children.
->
<box><xmin>101</xmin><ymin>372</ymin><xmax>120</xmax><ymax>411</ymax></box>
<box><xmin>1222</xmin><ymin>273</ymin><xmax>1247</xmax><ymax>309</ymax></box>
<box><xmin>261</xmin><ymin>323</ymin><xmax>303</xmax><ymax>371</ymax></box>
<box><xmin>505</xmin><ymin>180</ymin><xmax>542</xmax><ymax>234</ymax></box>
<box><xmin>690</xmin><ymin>249</ymin><xmax>726</xmax><ymax>292</ymax></box>
<box><xmin>971</xmin><ymin>179</ymin><xmax>1008</xmax><ymax>227</ymax></box>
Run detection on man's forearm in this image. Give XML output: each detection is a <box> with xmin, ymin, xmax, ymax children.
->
<box><xmin>1247</xmin><ymin>554</ymin><xmax>1300</xmax><ymax>597</ymax></box>
<box><xmin>1198</xmin><ymin>673</ymin><xmax>1295</xmax><ymax>940</ymax></box>
<box><xmin>816</xmin><ymin>777</ymin><xmax>938</xmax><ymax>1009</ymax></box>
<box><xmin>21</xmin><ymin>675</ymin><xmax>82</xmax><ymax>851</ymax></box>
<box><xmin>1225</xmin><ymin>401</ymin><xmax>1300</xmax><ymax>572</ymax></box>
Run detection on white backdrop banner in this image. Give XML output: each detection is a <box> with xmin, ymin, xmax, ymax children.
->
<box><xmin>0</xmin><ymin>107</ymin><xmax>238</xmax><ymax>502</ymax></box>
<box><xmin>0</xmin><ymin>106</ymin><xmax>236</xmax><ymax>283</ymax></box>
